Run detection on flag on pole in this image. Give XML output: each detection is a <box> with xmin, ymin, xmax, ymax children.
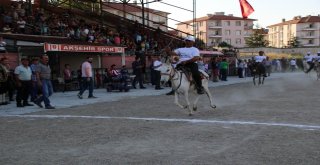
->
<box><xmin>239</xmin><ymin>0</ymin><xmax>254</xmax><ymax>19</ymax></box>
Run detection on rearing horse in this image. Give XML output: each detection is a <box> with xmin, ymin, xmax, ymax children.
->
<box><xmin>159</xmin><ymin>63</ymin><xmax>216</xmax><ymax>116</ymax></box>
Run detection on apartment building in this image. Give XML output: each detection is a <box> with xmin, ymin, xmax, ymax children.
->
<box><xmin>102</xmin><ymin>2</ymin><xmax>169</xmax><ymax>32</ymax></box>
<box><xmin>267</xmin><ymin>15</ymin><xmax>320</xmax><ymax>48</ymax></box>
<box><xmin>176</xmin><ymin>12</ymin><xmax>256</xmax><ymax>48</ymax></box>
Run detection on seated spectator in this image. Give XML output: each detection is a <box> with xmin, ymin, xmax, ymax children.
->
<box><xmin>110</xmin><ymin>64</ymin><xmax>120</xmax><ymax>77</ymax></box>
<box><xmin>2</xmin><ymin>24</ymin><xmax>12</xmax><ymax>33</ymax></box>
<box><xmin>16</xmin><ymin>17</ymin><xmax>26</xmax><ymax>33</ymax></box>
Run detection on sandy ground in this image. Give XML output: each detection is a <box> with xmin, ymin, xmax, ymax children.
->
<box><xmin>0</xmin><ymin>72</ymin><xmax>320</xmax><ymax>165</ymax></box>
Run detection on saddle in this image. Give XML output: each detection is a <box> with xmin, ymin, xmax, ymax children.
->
<box><xmin>176</xmin><ymin>66</ymin><xmax>209</xmax><ymax>83</ymax></box>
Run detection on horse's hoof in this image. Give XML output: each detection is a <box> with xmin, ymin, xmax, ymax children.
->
<box><xmin>193</xmin><ymin>107</ymin><xmax>197</xmax><ymax>111</ymax></box>
<box><xmin>188</xmin><ymin>113</ymin><xmax>193</xmax><ymax>116</ymax></box>
<box><xmin>183</xmin><ymin>105</ymin><xmax>188</xmax><ymax>109</ymax></box>
<box><xmin>211</xmin><ymin>105</ymin><xmax>217</xmax><ymax>109</ymax></box>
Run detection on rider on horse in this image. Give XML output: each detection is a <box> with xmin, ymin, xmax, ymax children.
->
<box><xmin>254</xmin><ymin>51</ymin><xmax>267</xmax><ymax>77</ymax></box>
<box><xmin>304</xmin><ymin>52</ymin><xmax>318</xmax><ymax>74</ymax></box>
<box><xmin>165</xmin><ymin>36</ymin><xmax>205</xmax><ymax>95</ymax></box>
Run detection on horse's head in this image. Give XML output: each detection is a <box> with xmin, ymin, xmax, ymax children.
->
<box><xmin>159</xmin><ymin>63</ymin><xmax>173</xmax><ymax>83</ymax></box>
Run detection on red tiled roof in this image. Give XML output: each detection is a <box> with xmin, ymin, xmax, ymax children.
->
<box><xmin>102</xmin><ymin>2</ymin><xmax>170</xmax><ymax>14</ymax></box>
<box><xmin>177</xmin><ymin>15</ymin><xmax>256</xmax><ymax>25</ymax></box>
<box><xmin>268</xmin><ymin>16</ymin><xmax>320</xmax><ymax>27</ymax></box>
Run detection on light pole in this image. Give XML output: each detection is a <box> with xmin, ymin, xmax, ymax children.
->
<box><xmin>139</xmin><ymin>0</ymin><xmax>162</xmax><ymax>31</ymax></box>
<box><xmin>193</xmin><ymin>0</ymin><xmax>196</xmax><ymax>37</ymax></box>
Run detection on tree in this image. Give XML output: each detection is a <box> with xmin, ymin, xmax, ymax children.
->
<box><xmin>245</xmin><ymin>29</ymin><xmax>269</xmax><ymax>47</ymax></box>
<box><xmin>218</xmin><ymin>41</ymin><xmax>232</xmax><ymax>48</ymax></box>
<box><xmin>288</xmin><ymin>36</ymin><xmax>300</xmax><ymax>48</ymax></box>
<box><xmin>195</xmin><ymin>38</ymin><xmax>206</xmax><ymax>50</ymax></box>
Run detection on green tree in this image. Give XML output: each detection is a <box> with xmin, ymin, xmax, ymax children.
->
<box><xmin>288</xmin><ymin>36</ymin><xmax>300</xmax><ymax>48</ymax></box>
<box><xmin>245</xmin><ymin>29</ymin><xmax>269</xmax><ymax>47</ymax></box>
<box><xmin>218</xmin><ymin>41</ymin><xmax>232</xmax><ymax>48</ymax></box>
<box><xmin>195</xmin><ymin>38</ymin><xmax>206</xmax><ymax>49</ymax></box>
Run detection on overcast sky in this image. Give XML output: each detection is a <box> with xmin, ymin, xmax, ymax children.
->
<box><xmin>146</xmin><ymin>0</ymin><xmax>320</xmax><ymax>28</ymax></box>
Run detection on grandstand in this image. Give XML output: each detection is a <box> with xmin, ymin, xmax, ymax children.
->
<box><xmin>0</xmin><ymin>0</ymin><xmax>188</xmax><ymax>84</ymax></box>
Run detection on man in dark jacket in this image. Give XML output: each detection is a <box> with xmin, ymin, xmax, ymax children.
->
<box><xmin>132</xmin><ymin>56</ymin><xmax>146</xmax><ymax>89</ymax></box>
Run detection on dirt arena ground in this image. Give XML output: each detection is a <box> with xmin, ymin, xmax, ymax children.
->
<box><xmin>1</xmin><ymin>73</ymin><xmax>320</xmax><ymax>165</ymax></box>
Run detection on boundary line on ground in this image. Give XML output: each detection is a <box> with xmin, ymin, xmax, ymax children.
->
<box><xmin>2</xmin><ymin>114</ymin><xmax>320</xmax><ymax>130</ymax></box>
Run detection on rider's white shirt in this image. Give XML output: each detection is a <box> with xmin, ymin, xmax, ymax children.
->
<box><xmin>254</xmin><ymin>55</ymin><xmax>266</xmax><ymax>62</ymax></box>
<box><xmin>313</xmin><ymin>56</ymin><xmax>320</xmax><ymax>62</ymax></box>
<box><xmin>174</xmin><ymin>47</ymin><xmax>200</xmax><ymax>64</ymax></box>
<box><xmin>304</xmin><ymin>55</ymin><xmax>314</xmax><ymax>62</ymax></box>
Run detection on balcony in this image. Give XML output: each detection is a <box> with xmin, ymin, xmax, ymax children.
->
<box><xmin>300</xmin><ymin>35</ymin><xmax>317</xmax><ymax>39</ymax></box>
<box><xmin>302</xmin><ymin>43</ymin><xmax>318</xmax><ymax>47</ymax></box>
<box><xmin>209</xmin><ymin>26</ymin><xmax>223</xmax><ymax>29</ymax></box>
<box><xmin>301</xmin><ymin>26</ymin><xmax>317</xmax><ymax>31</ymax></box>
<box><xmin>244</xmin><ymin>25</ymin><xmax>254</xmax><ymax>30</ymax></box>
<box><xmin>209</xmin><ymin>34</ymin><xmax>222</xmax><ymax>38</ymax></box>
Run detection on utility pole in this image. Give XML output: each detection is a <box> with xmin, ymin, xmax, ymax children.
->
<box><xmin>193</xmin><ymin>0</ymin><xmax>196</xmax><ymax>37</ymax></box>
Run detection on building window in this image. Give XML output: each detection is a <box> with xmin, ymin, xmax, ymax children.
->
<box><xmin>236</xmin><ymin>21</ymin><xmax>241</xmax><ymax>26</ymax></box>
<box><xmin>225</xmin><ymin>21</ymin><xmax>230</xmax><ymax>26</ymax></box>
<box><xmin>225</xmin><ymin>39</ymin><xmax>231</xmax><ymax>44</ymax></box>
<box><xmin>309</xmin><ymin>24</ymin><xmax>314</xmax><ymax>28</ymax></box>
<box><xmin>236</xmin><ymin>30</ymin><xmax>241</xmax><ymax>35</ymax></box>
<box><xmin>199</xmin><ymin>21</ymin><xmax>203</xmax><ymax>27</ymax></box>
<box><xmin>308</xmin><ymin>39</ymin><xmax>314</xmax><ymax>44</ymax></box>
<box><xmin>236</xmin><ymin>39</ymin><xmax>241</xmax><ymax>44</ymax></box>
<box><xmin>225</xmin><ymin>30</ymin><xmax>230</xmax><ymax>35</ymax></box>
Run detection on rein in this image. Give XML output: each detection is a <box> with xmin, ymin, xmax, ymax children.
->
<box><xmin>168</xmin><ymin>67</ymin><xmax>183</xmax><ymax>91</ymax></box>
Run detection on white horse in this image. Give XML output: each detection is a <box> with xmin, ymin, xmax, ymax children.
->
<box><xmin>302</xmin><ymin>60</ymin><xmax>309</xmax><ymax>73</ymax></box>
<box><xmin>159</xmin><ymin>63</ymin><xmax>216</xmax><ymax>116</ymax></box>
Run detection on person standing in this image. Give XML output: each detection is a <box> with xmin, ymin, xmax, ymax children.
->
<box><xmin>132</xmin><ymin>56</ymin><xmax>146</xmax><ymax>89</ymax></box>
<box><xmin>290</xmin><ymin>58</ymin><xmax>297</xmax><ymax>72</ymax></box>
<box><xmin>197</xmin><ymin>57</ymin><xmax>206</xmax><ymax>72</ymax></box>
<box><xmin>219</xmin><ymin>58</ymin><xmax>229</xmax><ymax>81</ymax></box>
<box><xmin>63</xmin><ymin>64</ymin><xmax>72</xmax><ymax>92</ymax></box>
<box><xmin>264</xmin><ymin>56</ymin><xmax>272</xmax><ymax>76</ymax></box>
<box><xmin>0</xmin><ymin>57</ymin><xmax>9</xmax><ymax>105</ymax></box>
<box><xmin>237</xmin><ymin>59</ymin><xmax>245</xmax><ymax>78</ymax></box>
<box><xmin>14</xmin><ymin>57</ymin><xmax>33</xmax><ymax>107</ymax></box>
<box><xmin>153</xmin><ymin>56</ymin><xmax>163</xmax><ymax>90</ymax></box>
<box><xmin>211</xmin><ymin>57</ymin><xmax>219</xmax><ymax>82</ymax></box>
<box><xmin>165</xmin><ymin>36</ymin><xmax>204</xmax><ymax>94</ymax></box>
<box><xmin>30</xmin><ymin>58</ymin><xmax>40</xmax><ymax>102</ymax></box>
<box><xmin>77</xmin><ymin>57</ymin><xmax>96</xmax><ymax>99</ymax></box>
<box><xmin>34</xmin><ymin>55</ymin><xmax>55</xmax><ymax>109</ymax></box>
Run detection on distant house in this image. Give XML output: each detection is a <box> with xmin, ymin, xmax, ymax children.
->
<box><xmin>267</xmin><ymin>15</ymin><xmax>320</xmax><ymax>48</ymax></box>
<box><xmin>176</xmin><ymin>12</ymin><xmax>256</xmax><ymax>48</ymax></box>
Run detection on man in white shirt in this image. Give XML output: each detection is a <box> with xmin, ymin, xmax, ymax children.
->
<box><xmin>153</xmin><ymin>56</ymin><xmax>163</xmax><ymax>90</ymax></box>
<box><xmin>77</xmin><ymin>57</ymin><xmax>96</xmax><ymax>99</ymax></box>
<box><xmin>0</xmin><ymin>37</ymin><xmax>6</xmax><ymax>53</ymax></box>
<box><xmin>14</xmin><ymin>57</ymin><xmax>33</xmax><ymax>107</ymax></box>
<box><xmin>290</xmin><ymin>59</ymin><xmax>297</xmax><ymax>72</ymax></box>
<box><xmin>165</xmin><ymin>36</ymin><xmax>204</xmax><ymax>94</ymax></box>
